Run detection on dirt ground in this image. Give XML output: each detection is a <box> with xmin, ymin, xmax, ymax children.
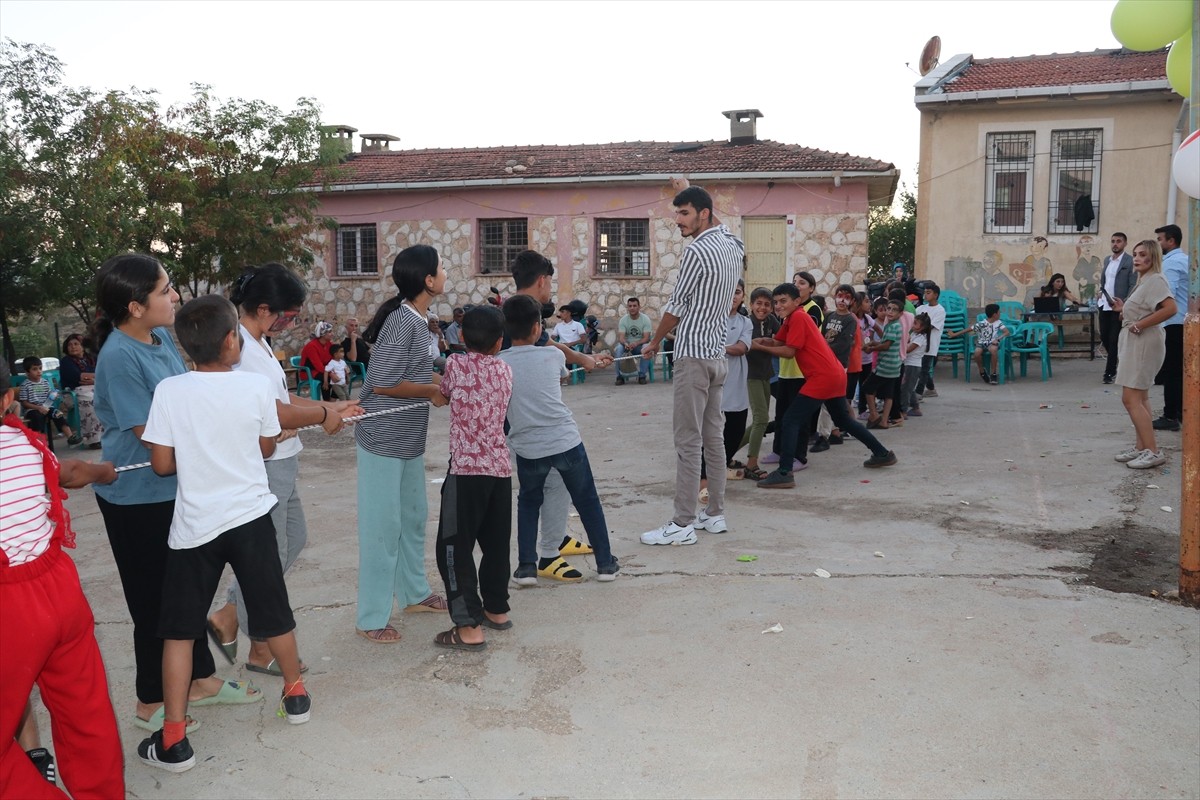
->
<box><xmin>34</xmin><ymin>354</ymin><xmax>1200</xmax><ymax>799</ymax></box>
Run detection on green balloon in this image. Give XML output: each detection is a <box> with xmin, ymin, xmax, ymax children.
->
<box><xmin>1167</xmin><ymin>32</ymin><xmax>1192</xmax><ymax>98</ymax></box>
<box><xmin>1111</xmin><ymin>0</ymin><xmax>1193</xmax><ymax>51</ymax></box>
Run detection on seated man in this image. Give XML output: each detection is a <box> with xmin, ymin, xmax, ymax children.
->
<box><xmin>443</xmin><ymin>307</ymin><xmax>467</xmax><ymax>354</ymax></box>
<box><xmin>613</xmin><ymin>297</ymin><xmax>653</xmax><ymax>385</ymax></box>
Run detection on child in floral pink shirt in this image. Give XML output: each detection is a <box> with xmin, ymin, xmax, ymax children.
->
<box><xmin>433</xmin><ymin>306</ymin><xmax>513</xmax><ymax>651</ymax></box>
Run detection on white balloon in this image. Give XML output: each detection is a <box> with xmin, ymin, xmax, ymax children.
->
<box><xmin>1173</xmin><ymin>129</ymin><xmax>1200</xmax><ymax>200</ymax></box>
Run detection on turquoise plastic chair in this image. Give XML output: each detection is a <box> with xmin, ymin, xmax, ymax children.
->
<box><xmin>656</xmin><ymin>338</ymin><xmax>674</xmax><ymax>382</ymax></box>
<box><xmin>962</xmin><ymin>314</ymin><xmax>1014</xmax><ymax>383</ymax></box>
<box><xmin>289</xmin><ymin>356</ymin><xmax>321</xmax><ymax>400</ymax></box>
<box><xmin>568</xmin><ymin>344</ymin><xmax>587</xmax><ymax>385</ymax></box>
<box><xmin>939</xmin><ymin>311</ymin><xmax>969</xmax><ymax>378</ymax></box>
<box><xmin>1007</xmin><ymin>322</ymin><xmax>1054</xmax><ymax>381</ymax></box>
<box><xmin>347</xmin><ymin>361</ymin><xmax>367</xmax><ymax>396</ymax></box>
<box><xmin>940</xmin><ymin>290</ymin><xmax>967</xmax><ymax>317</ymax></box>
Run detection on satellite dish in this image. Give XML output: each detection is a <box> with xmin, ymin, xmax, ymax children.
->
<box><xmin>919</xmin><ymin>35</ymin><xmax>942</xmax><ymax>76</ymax></box>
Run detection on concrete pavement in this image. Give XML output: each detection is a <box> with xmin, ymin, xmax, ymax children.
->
<box><xmin>41</xmin><ymin>355</ymin><xmax>1200</xmax><ymax>799</ymax></box>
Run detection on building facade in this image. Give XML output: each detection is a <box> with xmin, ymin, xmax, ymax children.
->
<box><xmin>913</xmin><ymin>48</ymin><xmax>1190</xmax><ymax>309</ymax></box>
<box><xmin>282</xmin><ymin>111</ymin><xmax>897</xmax><ymax>350</ymax></box>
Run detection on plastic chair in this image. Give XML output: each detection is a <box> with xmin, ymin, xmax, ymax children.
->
<box><xmin>289</xmin><ymin>356</ymin><xmax>321</xmax><ymax>400</ymax></box>
<box><xmin>938</xmin><ymin>311</ymin><xmax>970</xmax><ymax>378</ymax></box>
<box><xmin>940</xmin><ymin>290</ymin><xmax>967</xmax><ymax>317</ymax></box>
<box><xmin>1006</xmin><ymin>322</ymin><xmax>1054</xmax><ymax>381</ymax></box>
<box><xmin>960</xmin><ymin>314</ymin><xmax>1012</xmax><ymax>383</ymax></box>
<box><xmin>657</xmin><ymin>338</ymin><xmax>674</xmax><ymax>382</ymax></box>
<box><xmin>568</xmin><ymin>345</ymin><xmax>587</xmax><ymax>385</ymax></box>
<box><xmin>347</xmin><ymin>361</ymin><xmax>367</xmax><ymax>395</ymax></box>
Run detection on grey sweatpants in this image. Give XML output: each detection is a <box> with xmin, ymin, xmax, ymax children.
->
<box><xmin>510</xmin><ymin>444</ymin><xmax>571</xmax><ymax>559</ymax></box>
<box><xmin>227</xmin><ymin>455</ymin><xmax>308</xmax><ymax>640</ymax></box>
<box><xmin>672</xmin><ymin>356</ymin><xmax>728</xmax><ymax>525</ymax></box>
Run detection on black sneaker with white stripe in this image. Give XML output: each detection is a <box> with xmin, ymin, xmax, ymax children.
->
<box><xmin>137</xmin><ymin>729</ymin><xmax>196</xmax><ymax>773</ymax></box>
<box><xmin>26</xmin><ymin>748</ymin><xmax>55</xmax><ymax>784</ymax></box>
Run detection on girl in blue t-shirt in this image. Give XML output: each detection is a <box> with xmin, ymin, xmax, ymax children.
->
<box><xmin>92</xmin><ymin>253</ymin><xmax>256</xmax><ymax>733</ymax></box>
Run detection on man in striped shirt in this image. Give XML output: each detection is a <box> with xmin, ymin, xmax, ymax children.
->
<box><xmin>640</xmin><ymin>186</ymin><xmax>744</xmax><ymax>545</ymax></box>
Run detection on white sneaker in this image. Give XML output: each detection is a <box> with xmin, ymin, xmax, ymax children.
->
<box><xmin>1114</xmin><ymin>447</ymin><xmax>1142</xmax><ymax>463</ymax></box>
<box><xmin>1127</xmin><ymin>450</ymin><xmax>1166</xmax><ymax>469</ymax></box>
<box><xmin>640</xmin><ymin>521</ymin><xmax>698</xmax><ymax>546</ymax></box>
<box><xmin>694</xmin><ymin>512</ymin><xmax>727</xmax><ymax>533</ymax></box>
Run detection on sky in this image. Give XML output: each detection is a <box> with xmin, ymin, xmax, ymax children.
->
<box><xmin>0</xmin><ymin>0</ymin><xmax>1123</xmax><ymax>203</ymax></box>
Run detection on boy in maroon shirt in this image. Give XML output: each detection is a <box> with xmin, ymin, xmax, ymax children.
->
<box><xmin>753</xmin><ymin>283</ymin><xmax>897</xmax><ymax>489</ymax></box>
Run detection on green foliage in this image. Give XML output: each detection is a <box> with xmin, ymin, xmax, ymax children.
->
<box><xmin>0</xmin><ymin>40</ymin><xmax>335</xmax><ymax>363</ymax></box>
<box><xmin>867</xmin><ymin>188</ymin><xmax>917</xmax><ymax>283</ymax></box>
<box><xmin>162</xmin><ymin>87</ymin><xmax>330</xmax><ymax>297</ymax></box>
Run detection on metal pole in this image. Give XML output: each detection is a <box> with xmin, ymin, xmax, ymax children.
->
<box><xmin>1179</xmin><ymin>0</ymin><xmax>1200</xmax><ymax>606</ymax></box>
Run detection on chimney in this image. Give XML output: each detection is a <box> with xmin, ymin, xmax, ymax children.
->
<box><xmin>722</xmin><ymin>109</ymin><xmax>763</xmax><ymax>145</ymax></box>
<box><xmin>319</xmin><ymin>124</ymin><xmax>357</xmax><ymax>161</ymax></box>
<box><xmin>360</xmin><ymin>133</ymin><xmax>400</xmax><ymax>153</ymax></box>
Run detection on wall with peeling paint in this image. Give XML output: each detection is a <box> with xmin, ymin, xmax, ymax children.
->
<box><xmin>914</xmin><ymin>94</ymin><xmax>1189</xmax><ymax>312</ymax></box>
<box><xmin>277</xmin><ymin>180</ymin><xmax>874</xmax><ymax>351</ymax></box>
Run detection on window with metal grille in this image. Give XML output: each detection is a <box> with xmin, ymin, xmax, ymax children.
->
<box><xmin>478</xmin><ymin>219</ymin><xmax>528</xmax><ymax>274</ymax></box>
<box><xmin>336</xmin><ymin>225</ymin><xmax>378</xmax><ymax>276</ymax></box>
<box><xmin>984</xmin><ymin>132</ymin><xmax>1034</xmax><ymax>234</ymax></box>
<box><xmin>1048</xmin><ymin>129</ymin><xmax>1101</xmax><ymax>234</ymax></box>
<box><xmin>595</xmin><ymin>219</ymin><xmax>651</xmax><ymax>277</ymax></box>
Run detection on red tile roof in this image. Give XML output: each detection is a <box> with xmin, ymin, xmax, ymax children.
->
<box><xmin>310</xmin><ymin>140</ymin><xmax>894</xmax><ymax>187</ymax></box>
<box><xmin>945</xmin><ymin>48</ymin><xmax>1168</xmax><ymax>93</ymax></box>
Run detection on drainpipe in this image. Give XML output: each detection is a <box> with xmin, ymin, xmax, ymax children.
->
<box><xmin>1180</xmin><ymin>6</ymin><xmax>1199</xmax><ymax>607</ymax></box>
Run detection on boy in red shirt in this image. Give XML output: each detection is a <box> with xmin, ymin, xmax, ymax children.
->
<box><xmin>753</xmin><ymin>283</ymin><xmax>897</xmax><ymax>489</ymax></box>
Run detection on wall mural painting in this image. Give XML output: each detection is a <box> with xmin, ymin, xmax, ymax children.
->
<box><xmin>943</xmin><ymin>235</ymin><xmax>1099</xmax><ymax>307</ymax></box>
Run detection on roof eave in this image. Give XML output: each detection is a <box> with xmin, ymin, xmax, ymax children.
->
<box><xmin>306</xmin><ymin>169</ymin><xmax>900</xmax><ymax>194</ymax></box>
<box><xmin>915</xmin><ymin>78</ymin><xmax>1172</xmax><ymax>105</ymax></box>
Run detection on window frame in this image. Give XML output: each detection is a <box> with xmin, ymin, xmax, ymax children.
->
<box><xmin>1047</xmin><ymin>128</ymin><xmax>1102</xmax><ymax>235</ymax></box>
<box><xmin>594</xmin><ymin>218</ymin><xmax>652</xmax><ymax>278</ymax></box>
<box><xmin>983</xmin><ymin>131</ymin><xmax>1035</xmax><ymax>235</ymax></box>
<box><xmin>478</xmin><ymin>218</ymin><xmax>529</xmax><ymax>275</ymax></box>
<box><xmin>335</xmin><ymin>224</ymin><xmax>379</xmax><ymax>277</ymax></box>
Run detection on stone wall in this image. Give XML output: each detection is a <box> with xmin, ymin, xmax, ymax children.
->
<box><xmin>279</xmin><ymin>210</ymin><xmax>869</xmax><ymax>355</ymax></box>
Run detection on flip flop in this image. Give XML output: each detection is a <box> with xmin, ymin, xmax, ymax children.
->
<box><xmin>434</xmin><ymin>627</ymin><xmax>487</xmax><ymax>651</ymax></box>
<box><xmin>133</xmin><ymin>707</ymin><xmax>200</xmax><ymax>734</ymax></box>
<box><xmin>558</xmin><ymin>536</ymin><xmax>594</xmax><ymax>556</ymax></box>
<box><xmin>404</xmin><ymin>594</ymin><xmax>449</xmax><ymax>613</ymax></box>
<box><xmin>189</xmin><ymin>680</ymin><xmax>263</xmax><ymax>707</ymax></box>
<box><xmin>206</xmin><ymin>620</ymin><xmax>237</xmax><ymax>665</ymax></box>
<box><xmin>480</xmin><ymin>617</ymin><xmax>513</xmax><ymax>631</ymax></box>
<box><xmin>356</xmin><ymin>626</ymin><xmax>402</xmax><ymax>643</ymax></box>
<box><xmin>245</xmin><ymin>658</ymin><xmax>310</xmax><ymax>677</ymax></box>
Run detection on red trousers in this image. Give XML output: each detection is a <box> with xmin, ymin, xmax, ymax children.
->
<box><xmin>0</xmin><ymin>546</ymin><xmax>125</xmax><ymax>799</ymax></box>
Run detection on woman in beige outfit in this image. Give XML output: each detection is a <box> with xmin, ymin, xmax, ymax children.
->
<box><xmin>1112</xmin><ymin>240</ymin><xmax>1177</xmax><ymax>469</ymax></box>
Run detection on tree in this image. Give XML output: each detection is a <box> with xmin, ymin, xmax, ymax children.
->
<box><xmin>868</xmin><ymin>187</ymin><xmax>917</xmax><ymax>282</ymax></box>
<box><xmin>1</xmin><ymin>40</ymin><xmax>174</xmax><ymax>352</ymax></box>
<box><xmin>159</xmin><ymin>87</ymin><xmax>334</xmax><ymax>297</ymax></box>
<box><xmin>0</xmin><ymin>40</ymin><xmax>336</xmax><ymax>364</ymax></box>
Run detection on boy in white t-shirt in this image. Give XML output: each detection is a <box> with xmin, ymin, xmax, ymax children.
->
<box><xmin>914</xmin><ymin>282</ymin><xmax>947</xmax><ymax>398</ymax></box>
<box><xmin>324</xmin><ymin>343</ymin><xmax>350</xmax><ymax>400</ymax></box>
<box><xmin>138</xmin><ymin>295</ymin><xmax>309</xmax><ymax>773</ymax></box>
<box><xmin>552</xmin><ymin>306</ymin><xmax>586</xmax><ymax>346</ymax></box>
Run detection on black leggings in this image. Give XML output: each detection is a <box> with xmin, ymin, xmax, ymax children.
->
<box><xmin>96</xmin><ymin>497</ymin><xmax>216</xmax><ymax>704</ymax></box>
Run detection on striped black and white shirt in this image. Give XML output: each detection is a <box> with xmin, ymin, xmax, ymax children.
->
<box><xmin>664</xmin><ymin>224</ymin><xmax>745</xmax><ymax>360</ymax></box>
<box><xmin>354</xmin><ymin>303</ymin><xmax>433</xmax><ymax>459</ymax></box>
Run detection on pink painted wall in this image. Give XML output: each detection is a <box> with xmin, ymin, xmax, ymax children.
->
<box><xmin>315</xmin><ymin>181</ymin><xmax>869</xmax><ymax>223</ymax></box>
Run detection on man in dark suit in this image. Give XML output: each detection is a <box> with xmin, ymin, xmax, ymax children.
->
<box><xmin>1097</xmin><ymin>232</ymin><xmax>1134</xmax><ymax>384</ymax></box>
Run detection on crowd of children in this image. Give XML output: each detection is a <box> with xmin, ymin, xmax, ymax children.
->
<box><xmin>4</xmin><ymin>245</ymin><xmax>929</xmax><ymax>787</ymax></box>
